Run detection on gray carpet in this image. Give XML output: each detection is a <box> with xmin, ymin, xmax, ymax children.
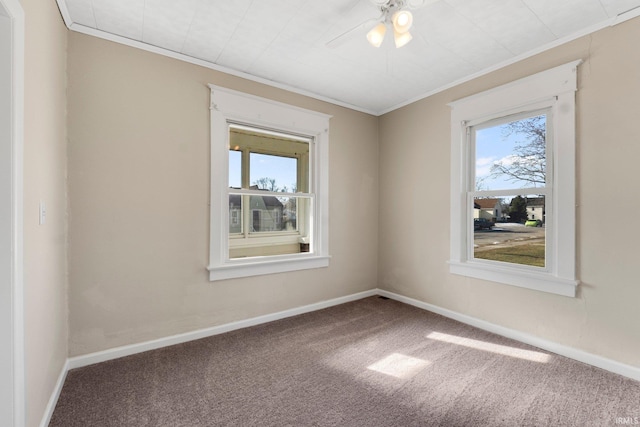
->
<box><xmin>50</xmin><ymin>297</ymin><xmax>640</xmax><ymax>426</ymax></box>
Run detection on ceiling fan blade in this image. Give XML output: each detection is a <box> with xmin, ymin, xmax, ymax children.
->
<box><xmin>326</xmin><ymin>15</ymin><xmax>382</xmax><ymax>49</ymax></box>
<box><xmin>406</xmin><ymin>0</ymin><xmax>439</xmax><ymax>10</ymax></box>
<box><xmin>368</xmin><ymin>0</ymin><xmax>439</xmax><ymax>9</ymax></box>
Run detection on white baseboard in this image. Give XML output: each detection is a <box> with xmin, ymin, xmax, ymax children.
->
<box><xmin>67</xmin><ymin>289</ymin><xmax>377</xmax><ymax>370</ymax></box>
<box><xmin>39</xmin><ymin>359</ymin><xmax>69</xmax><ymax>427</ymax></box>
<box><xmin>48</xmin><ymin>287</ymin><xmax>639</xmax><ymax>426</ymax></box>
<box><xmin>377</xmin><ymin>289</ymin><xmax>640</xmax><ymax>382</ymax></box>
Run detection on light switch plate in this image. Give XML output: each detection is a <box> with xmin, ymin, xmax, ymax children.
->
<box><xmin>39</xmin><ymin>201</ymin><xmax>46</xmax><ymax>225</ymax></box>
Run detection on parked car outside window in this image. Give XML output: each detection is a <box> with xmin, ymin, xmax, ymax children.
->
<box><xmin>474</xmin><ymin>218</ymin><xmax>493</xmax><ymax>230</ymax></box>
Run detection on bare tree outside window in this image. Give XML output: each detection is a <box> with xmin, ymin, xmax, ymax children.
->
<box><xmin>489</xmin><ymin>115</ymin><xmax>546</xmax><ymax>187</ymax></box>
<box><xmin>253</xmin><ymin>177</ymin><xmax>279</xmax><ymax>191</ymax></box>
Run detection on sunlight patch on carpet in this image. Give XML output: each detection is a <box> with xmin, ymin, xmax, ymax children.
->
<box><xmin>367</xmin><ymin>353</ymin><xmax>431</xmax><ymax>379</ymax></box>
<box><xmin>426</xmin><ymin>332</ymin><xmax>551</xmax><ymax>363</ymax></box>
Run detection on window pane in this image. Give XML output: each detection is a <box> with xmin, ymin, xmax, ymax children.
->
<box><xmin>475</xmin><ymin>114</ymin><xmax>546</xmax><ymax>191</ymax></box>
<box><xmin>229</xmin><ymin>149</ymin><xmax>241</xmax><ymax>189</ymax></box>
<box><xmin>280</xmin><ymin>196</ymin><xmax>298</xmax><ymax>231</ymax></box>
<box><xmin>229</xmin><ymin>126</ymin><xmax>309</xmax><ymax>192</ymax></box>
<box><xmin>250</xmin><ymin>153</ymin><xmax>298</xmax><ymax>193</ymax></box>
<box><xmin>228</xmin><ymin>194</ymin><xmax>243</xmax><ymax>234</ymax></box>
<box><xmin>229</xmin><ymin>195</ymin><xmax>311</xmax><ymax>259</ymax></box>
<box><xmin>473</xmin><ymin>195</ymin><xmax>545</xmax><ymax>268</ymax></box>
<box><xmin>247</xmin><ymin>195</ymin><xmax>303</xmax><ymax>233</ymax></box>
<box><xmin>248</xmin><ymin>194</ymin><xmax>285</xmax><ymax>232</ymax></box>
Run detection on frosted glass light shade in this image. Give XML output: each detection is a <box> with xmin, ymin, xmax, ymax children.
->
<box><xmin>394</xmin><ymin>29</ymin><xmax>413</xmax><ymax>48</ymax></box>
<box><xmin>366</xmin><ymin>23</ymin><xmax>387</xmax><ymax>47</ymax></box>
<box><xmin>392</xmin><ymin>10</ymin><xmax>413</xmax><ymax>33</ymax></box>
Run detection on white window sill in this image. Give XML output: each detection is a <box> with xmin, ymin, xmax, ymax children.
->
<box><xmin>208</xmin><ymin>254</ymin><xmax>330</xmax><ymax>281</ymax></box>
<box><xmin>448</xmin><ymin>260</ymin><xmax>578</xmax><ymax>297</ymax></box>
<box><xmin>229</xmin><ymin>233</ymin><xmax>300</xmax><ymax>248</ymax></box>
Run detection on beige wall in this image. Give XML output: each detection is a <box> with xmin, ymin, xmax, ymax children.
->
<box><xmin>21</xmin><ymin>0</ymin><xmax>68</xmax><ymax>425</ymax></box>
<box><xmin>17</xmin><ymin>4</ymin><xmax>640</xmax><ymax>422</ymax></box>
<box><xmin>379</xmin><ymin>18</ymin><xmax>640</xmax><ymax>367</ymax></box>
<box><xmin>66</xmin><ymin>32</ymin><xmax>379</xmax><ymax>356</ymax></box>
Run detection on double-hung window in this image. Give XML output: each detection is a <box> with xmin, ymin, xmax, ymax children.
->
<box><xmin>227</xmin><ymin>125</ymin><xmax>311</xmax><ymax>259</ymax></box>
<box><xmin>449</xmin><ymin>61</ymin><xmax>581</xmax><ymax>297</ymax></box>
<box><xmin>470</xmin><ymin>111</ymin><xmax>550</xmax><ymax>266</ymax></box>
<box><xmin>208</xmin><ymin>86</ymin><xmax>330</xmax><ymax>281</ymax></box>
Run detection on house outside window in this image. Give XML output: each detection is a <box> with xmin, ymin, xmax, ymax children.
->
<box><xmin>526</xmin><ymin>197</ymin><xmax>545</xmax><ymax>222</ymax></box>
<box><xmin>474</xmin><ymin>198</ymin><xmax>502</xmax><ymax>222</ymax></box>
<box><xmin>208</xmin><ymin>86</ymin><xmax>330</xmax><ymax>281</ymax></box>
<box><xmin>448</xmin><ymin>61</ymin><xmax>580</xmax><ymax>297</ymax></box>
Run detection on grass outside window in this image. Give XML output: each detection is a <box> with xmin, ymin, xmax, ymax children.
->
<box><xmin>474</xmin><ymin>243</ymin><xmax>545</xmax><ymax>267</ymax></box>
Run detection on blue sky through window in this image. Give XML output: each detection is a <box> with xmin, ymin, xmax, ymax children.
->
<box><xmin>229</xmin><ymin>150</ymin><xmax>298</xmax><ymax>192</ymax></box>
<box><xmin>475</xmin><ymin>115</ymin><xmax>546</xmax><ymax>191</ymax></box>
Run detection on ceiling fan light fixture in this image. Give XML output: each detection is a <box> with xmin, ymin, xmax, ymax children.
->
<box><xmin>392</xmin><ymin>10</ymin><xmax>413</xmax><ymax>33</ymax></box>
<box><xmin>394</xmin><ymin>29</ymin><xmax>413</xmax><ymax>48</ymax></box>
<box><xmin>366</xmin><ymin>23</ymin><xmax>387</xmax><ymax>47</ymax></box>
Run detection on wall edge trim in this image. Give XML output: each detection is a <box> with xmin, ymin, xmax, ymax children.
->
<box><xmin>39</xmin><ymin>359</ymin><xmax>69</xmax><ymax>427</ymax></box>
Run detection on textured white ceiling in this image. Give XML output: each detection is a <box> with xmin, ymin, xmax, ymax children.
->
<box><xmin>57</xmin><ymin>0</ymin><xmax>640</xmax><ymax>115</ymax></box>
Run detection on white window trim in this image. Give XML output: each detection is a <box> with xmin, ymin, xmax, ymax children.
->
<box><xmin>448</xmin><ymin>60</ymin><xmax>581</xmax><ymax>297</ymax></box>
<box><xmin>208</xmin><ymin>85</ymin><xmax>331</xmax><ymax>281</ymax></box>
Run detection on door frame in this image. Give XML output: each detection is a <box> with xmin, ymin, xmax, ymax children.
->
<box><xmin>0</xmin><ymin>0</ymin><xmax>25</xmax><ymax>425</ymax></box>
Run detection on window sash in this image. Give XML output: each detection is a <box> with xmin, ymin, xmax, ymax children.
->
<box><xmin>469</xmin><ymin>108</ymin><xmax>552</xmax><ymax>192</ymax></box>
<box><xmin>227</xmin><ymin>190</ymin><xmax>314</xmax><ymax>239</ymax></box>
<box><xmin>468</xmin><ymin>192</ymin><xmax>550</xmax><ymax>271</ymax></box>
<box><xmin>467</xmin><ymin>108</ymin><xmax>553</xmax><ymax>271</ymax></box>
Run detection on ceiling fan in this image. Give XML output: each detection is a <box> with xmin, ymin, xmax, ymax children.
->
<box><xmin>326</xmin><ymin>0</ymin><xmax>436</xmax><ymax>49</ymax></box>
